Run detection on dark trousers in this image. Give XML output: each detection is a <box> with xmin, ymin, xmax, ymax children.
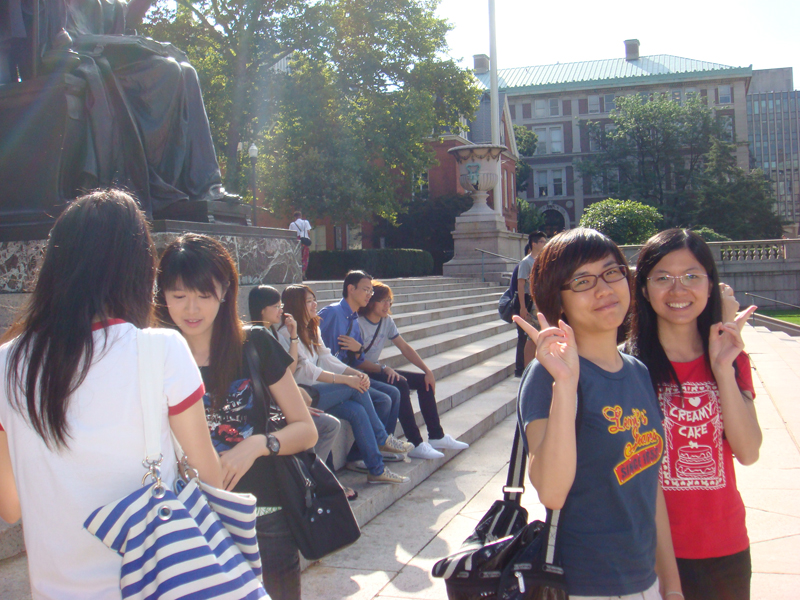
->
<box><xmin>256</xmin><ymin>510</ymin><xmax>301</xmax><ymax>600</ymax></box>
<box><xmin>676</xmin><ymin>547</ymin><xmax>751</xmax><ymax>600</ymax></box>
<box><xmin>371</xmin><ymin>370</ymin><xmax>444</xmax><ymax>447</ymax></box>
<box><xmin>514</xmin><ymin>295</ymin><xmax>533</xmax><ymax>377</ymax></box>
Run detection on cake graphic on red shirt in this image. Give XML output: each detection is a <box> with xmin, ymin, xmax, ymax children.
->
<box><xmin>675</xmin><ymin>442</ymin><xmax>716</xmax><ymax>478</ymax></box>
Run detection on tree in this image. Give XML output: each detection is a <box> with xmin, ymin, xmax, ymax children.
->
<box><xmin>691</xmin><ymin>227</ymin><xmax>731</xmax><ymax>242</ymax></box>
<box><xmin>516</xmin><ymin>199</ymin><xmax>545</xmax><ymax>234</ymax></box>
<box><xmin>579</xmin><ymin>199</ymin><xmax>663</xmax><ymax>245</ymax></box>
<box><xmin>693</xmin><ymin>139</ymin><xmax>785</xmax><ymax>240</ymax></box>
<box><xmin>578</xmin><ymin>94</ymin><xmax>721</xmax><ymax>227</ymax></box>
<box><xmin>513</xmin><ymin>125</ymin><xmax>537</xmax><ymax>193</ymax></box>
<box><xmin>141</xmin><ymin>0</ymin><xmax>480</xmax><ymax>221</ymax></box>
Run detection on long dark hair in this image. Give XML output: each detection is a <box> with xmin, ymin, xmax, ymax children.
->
<box><xmin>248</xmin><ymin>285</ymin><xmax>282</xmax><ymax>337</ymax></box>
<box><xmin>629</xmin><ymin>228</ymin><xmax>722</xmax><ymax>393</ymax></box>
<box><xmin>155</xmin><ymin>234</ymin><xmax>243</xmax><ymax>405</ymax></box>
<box><xmin>532</xmin><ymin>227</ymin><xmax>631</xmax><ymax>343</ymax></box>
<box><xmin>4</xmin><ymin>189</ymin><xmax>156</xmax><ymax>449</ymax></box>
<box><xmin>281</xmin><ymin>285</ymin><xmax>320</xmax><ymax>352</ymax></box>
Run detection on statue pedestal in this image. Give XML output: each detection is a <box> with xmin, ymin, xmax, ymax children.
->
<box><xmin>443</xmin><ymin>211</ymin><xmax>525</xmax><ymax>283</ymax></box>
<box><xmin>153</xmin><ymin>200</ymin><xmax>253</xmax><ymax>226</ymax></box>
<box><xmin>0</xmin><ymin>220</ymin><xmax>302</xmax><ymax>297</ymax></box>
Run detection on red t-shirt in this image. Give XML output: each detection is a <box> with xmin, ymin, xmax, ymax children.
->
<box><xmin>659</xmin><ymin>352</ymin><xmax>754</xmax><ymax>559</ymax></box>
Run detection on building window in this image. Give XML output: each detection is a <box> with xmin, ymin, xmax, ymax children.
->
<box><xmin>533</xmin><ymin>126</ymin><xmax>563</xmax><ymax>154</ymax></box>
<box><xmin>534</xmin><ymin>98</ymin><xmax>561</xmax><ymax>117</ymax></box>
<box><xmin>522</xmin><ymin>103</ymin><xmax>531</xmax><ymax>119</ymax></box>
<box><xmin>588</xmin><ymin>95</ymin><xmax>600</xmax><ymax>114</ymax></box>
<box><xmin>534</xmin><ymin>99</ymin><xmax>547</xmax><ymax>118</ymax></box>
<box><xmin>718</xmin><ymin>85</ymin><xmax>732</xmax><ymax>104</ymax></box>
<box><xmin>685</xmin><ymin>88</ymin><xmax>698</xmax><ymax>101</ymax></box>
<box><xmin>719</xmin><ymin>115</ymin><xmax>734</xmax><ymax>142</ymax></box>
<box><xmin>509</xmin><ymin>104</ymin><xmax>516</xmax><ymax>120</ymax></box>
<box><xmin>590</xmin><ymin>169</ymin><xmax>620</xmax><ymax>196</ymax></box>
<box><xmin>671</xmin><ymin>89</ymin><xmax>682</xmax><ymax>104</ymax></box>
<box><xmin>604</xmin><ymin>94</ymin><xmax>616</xmax><ymax>112</ymax></box>
<box><xmin>550</xmin><ymin>98</ymin><xmax>561</xmax><ymax>116</ymax></box>
<box><xmin>534</xmin><ymin>169</ymin><xmax>566</xmax><ymax>198</ymax></box>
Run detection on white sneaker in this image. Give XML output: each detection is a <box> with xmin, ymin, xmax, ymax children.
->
<box><xmin>380</xmin><ymin>451</ymin><xmax>405</xmax><ymax>462</ymax></box>
<box><xmin>429</xmin><ymin>434</ymin><xmax>469</xmax><ymax>451</ymax></box>
<box><xmin>345</xmin><ymin>460</ymin><xmax>368</xmax><ymax>473</ymax></box>
<box><xmin>407</xmin><ymin>442</ymin><xmax>445</xmax><ymax>460</ymax></box>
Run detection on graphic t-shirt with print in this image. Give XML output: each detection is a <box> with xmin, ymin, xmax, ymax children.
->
<box><xmin>358</xmin><ymin>315</ymin><xmax>400</xmax><ymax>364</ymax></box>
<box><xmin>518</xmin><ymin>353</ymin><xmax>664</xmax><ymax>597</ymax></box>
<box><xmin>659</xmin><ymin>351</ymin><xmax>754</xmax><ymax>559</ymax></box>
<box><xmin>200</xmin><ymin>327</ymin><xmax>293</xmax><ymax>507</ymax></box>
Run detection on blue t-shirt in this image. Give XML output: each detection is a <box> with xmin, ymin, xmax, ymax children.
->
<box><xmin>517</xmin><ymin>353</ymin><xmax>664</xmax><ymax>597</ymax></box>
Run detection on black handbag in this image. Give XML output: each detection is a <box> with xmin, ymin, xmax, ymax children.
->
<box><xmin>498</xmin><ymin>288</ymin><xmax>519</xmax><ymax>324</ymax></box>
<box><xmin>300</xmin><ymin>237</ymin><xmax>312</xmax><ymax>247</ymax></box>
<box><xmin>432</xmin><ymin>401</ymin><xmax>575</xmax><ymax>599</ymax></box>
<box><xmin>244</xmin><ymin>340</ymin><xmax>362</xmax><ymax>561</ymax></box>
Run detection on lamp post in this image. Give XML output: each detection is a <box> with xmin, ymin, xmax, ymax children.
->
<box><xmin>248</xmin><ymin>143</ymin><xmax>258</xmax><ymax>226</ymax></box>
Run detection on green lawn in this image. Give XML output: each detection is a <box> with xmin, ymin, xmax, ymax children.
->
<box><xmin>761</xmin><ymin>310</ymin><xmax>800</xmax><ymax>326</ymax></box>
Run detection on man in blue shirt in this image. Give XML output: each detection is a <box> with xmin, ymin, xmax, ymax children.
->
<box><xmin>318</xmin><ymin>271</ymin><xmax>411</xmax><ymax>461</ymax></box>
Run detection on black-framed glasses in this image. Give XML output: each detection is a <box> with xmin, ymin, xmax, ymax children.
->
<box><xmin>646</xmin><ymin>273</ymin><xmax>709</xmax><ymax>289</ymax></box>
<box><xmin>562</xmin><ymin>265</ymin><xmax>628</xmax><ymax>293</ymax></box>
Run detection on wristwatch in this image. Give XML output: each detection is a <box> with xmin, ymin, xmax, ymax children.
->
<box><xmin>380</xmin><ymin>364</ymin><xmax>388</xmax><ymax>373</ymax></box>
<box><xmin>266</xmin><ymin>434</ymin><xmax>280</xmax><ymax>456</ymax></box>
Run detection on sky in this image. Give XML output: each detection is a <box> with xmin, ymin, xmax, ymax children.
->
<box><xmin>435</xmin><ymin>0</ymin><xmax>800</xmax><ymax>84</ymax></box>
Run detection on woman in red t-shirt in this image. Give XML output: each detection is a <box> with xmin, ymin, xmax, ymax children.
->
<box><xmin>629</xmin><ymin>229</ymin><xmax>762</xmax><ymax>600</ymax></box>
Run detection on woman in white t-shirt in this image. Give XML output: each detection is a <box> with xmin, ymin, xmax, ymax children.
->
<box><xmin>0</xmin><ymin>190</ymin><xmax>222</xmax><ymax>600</ymax></box>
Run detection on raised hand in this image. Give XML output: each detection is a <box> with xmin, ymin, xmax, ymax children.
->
<box><xmin>284</xmin><ymin>313</ymin><xmax>298</xmax><ymax>338</ymax></box>
<box><xmin>513</xmin><ymin>313</ymin><xmax>579</xmax><ymax>384</ymax></box>
<box><xmin>709</xmin><ymin>321</ymin><xmax>745</xmax><ymax>374</ymax></box>
<box><xmin>338</xmin><ymin>335</ymin><xmax>362</xmax><ymax>353</ymax></box>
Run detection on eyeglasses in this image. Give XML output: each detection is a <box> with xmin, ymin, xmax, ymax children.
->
<box><xmin>377</xmin><ymin>298</ymin><xmax>393</xmax><ymax>306</ymax></box>
<box><xmin>562</xmin><ymin>265</ymin><xmax>628</xmax><ymax>293</ymax></box>
<box><xmin>647</xmin><ymin>273</ymin><xmax>709</xmax><ymax>289</ymax></box>
<box><xmin>359</xmin><ymin>287</ymin><xmax>374</xmax><ymax>296</ymax></box>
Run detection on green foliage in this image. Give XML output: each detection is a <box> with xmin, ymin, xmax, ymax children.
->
<box><xmin>691</xmin><ymin>226</ymin><xmax>731</xmax><ymax>242</ymax></box>
<box><xmin>513</xmin><ymin>125</ymin><xmax>536</xmax><ymax>192</ymax></box>
<box><xmin>306</xmin><ymin>249</ymin><xmax>434</xmax><ymax>279</ymax></box>
<box><xmin>141</xmin><ymin>0</ymin><xmax>480</xmax><ymax>223</ymax></box>
<box><xmin>516</xmin><ymin>200</ymin><xmax>545</xmax><ymax>234</ymax></box>
<box><xmin>693</xmin><ymin>139</ymin><xmax>785</xmax><ymax>240</ymax></box>
<box><xmin>371</xmin><ymin>193</ymin><xmax>472</xmax><ymax>273</ymax></box>
<box><xmin>579</xmin><ymin>199</ymin><xmax>663</xmax><ymax>245</ymax></box>
<box><xmin>578</xmin><ymin>94</ymin><xmax>721</xmax><ymax>227</ymax></box>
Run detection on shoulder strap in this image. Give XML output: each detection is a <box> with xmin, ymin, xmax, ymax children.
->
<box><xmin>137</xmin><ymin>329</ymin><xmax>166</xmax><ymax>462</ymax></box>
<box><xmin>361</xmin><ymin>318</ymin><xmax>383</xmax><ymax>357</ymax></box>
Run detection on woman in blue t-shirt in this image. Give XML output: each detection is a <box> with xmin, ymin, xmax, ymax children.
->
<box><xmin>514</xmin><ymin>228</ymin><xmax>682</xmax><ymax>600</ymax></box>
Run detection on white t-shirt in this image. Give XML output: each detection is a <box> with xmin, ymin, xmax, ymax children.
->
<box><xmin>357</xmin><ymin>315</ymin><xmax>400</xmax><ymax>364</ymax></box>
<box><xmin>288</xmin><ymin>218</ymin><xmax>312</xmax><ymax>239</ymax></box>
<box><xmin>0</xmin><ymin>321</ymin><xmax>204</xmax><ymax>599</ymax></box>
<box><xmin>276</xmin><ymin>326</ymin><xmax>347</xmax><ymax>386</ymax></box>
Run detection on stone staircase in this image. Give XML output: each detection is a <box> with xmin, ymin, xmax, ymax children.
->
<box><xmin>0</xmin><ymin>276</ymin><xmax>519</xmax><ymax>589</ymax></box>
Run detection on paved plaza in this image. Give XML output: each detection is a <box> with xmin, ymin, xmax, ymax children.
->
<box><xmin>1</xmin><ymin>323</ymin><xmax>798</xmax><ymax>599</ymax></box>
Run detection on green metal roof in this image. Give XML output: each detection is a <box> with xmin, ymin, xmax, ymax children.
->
<box><xmin>476</xmin><ymin>55</ymin><xmax>752</xmax><ymax>94</ymax></box>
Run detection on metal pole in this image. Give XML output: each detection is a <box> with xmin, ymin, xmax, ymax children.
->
<box><xmin>481</xmin><ymin>252</ymin><xmax>485</xmax><ymax>282</ymax></box>
<box><xmin>488</xmin><ymin>0</ymin><xmax>503</xmax><ymax>221</ymax></box>
<box><xmin>32</xmin><ymin>0</ymin><xmax>40</xmax><ymax>78</ymax></box>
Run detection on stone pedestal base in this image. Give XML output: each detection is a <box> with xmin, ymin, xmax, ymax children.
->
<box><xmin>442</xmin><ymin>212</ymin><xmax>525</xmax><ymax>283</ymax></box>
<box><xmin>0</xmin><ymin>220</ymin><xmax>302</xmax><ymax>295</ymax></box>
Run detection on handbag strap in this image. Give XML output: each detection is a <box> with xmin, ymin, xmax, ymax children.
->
<box><xmin>502</xmin><ymin>425</ymin><xmax>527</xmax><ymax>504</ymax></box>
<box><xmin>137</xmin><ymin>329</ymin><xmax>167</xmax><ymax>464</ymax></box>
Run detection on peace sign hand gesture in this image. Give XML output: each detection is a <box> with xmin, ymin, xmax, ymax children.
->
<box><xmin>513</xmin><ymin>313</ymin><xmax>579</xmax><ymax>385</ymax></box>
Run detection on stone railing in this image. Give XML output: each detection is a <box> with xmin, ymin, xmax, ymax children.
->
<box><xmin>716</xmin><ymin>241</ymin><xmax>785</xmax><ymax>262</ymax></box>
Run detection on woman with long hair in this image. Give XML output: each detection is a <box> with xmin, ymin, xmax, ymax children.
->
<box><xmin>357</xmin><ymin>281</ymin><xmax>468</xmax><ymax>459</ymax></box>
<box><xmin>279</xmin><ymin>284</ymin><xmax>410</xmax><ymax>485</ymax></box>
<box><xmin>514</xmin><ymin>228</ymin><xmax>682</xmax><ymax>599</ymax></box>
<box><xmin>628</xmin><ymin>229</ymin><xmax>761</xmax><ymax>600</ymax></box>
<box><xmin>155</xmin><ymin>234</ymin><xmax>318</xmax><ymax>600</ymax></box>
<box><xmin>0</xmin><ymin>190</ymin><xmax>222</xmax><ymax>598</ymax></box>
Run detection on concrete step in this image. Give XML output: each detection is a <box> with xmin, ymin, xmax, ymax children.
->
<box><xmin>0</xmin><ymin>520</ymin><xmax>23</xmax><ymax>564</ymax></box>
<box><xmin>319</xmin><ymin>290</ymin><xmax>503</xmax><ymax>316</ymax></box>
<box><xmin>315</xmin><ymin>285</ymin><xmax>502</xmax><ymax>307</ymax></box>
<box><xmin>381</xmin><ymin>320</ymin><xmax>514</xmax><ymax>368</ymax></box>
<box><xmin>302</xmin><ymin>276</ymin><xmax>483</xmax><ymax>293</ymax></box>
<box><xmin>392</xmin><ymin>300</ymin><xmax>500</xmax><ymax>328</ymax></box>
<box><xmin>753</xmin><ymin>327</ymin><xmax>800</xmax><ymax>379</ymax></box>
<box><xmin>395</xmin><ymin>309</ymin><xmax>501</xmax><ymax>343</ymax></box>
<box><xmin>310</xmin><ymin>281</ymin><xmax>497</xmax><ymax>303</ymax></box>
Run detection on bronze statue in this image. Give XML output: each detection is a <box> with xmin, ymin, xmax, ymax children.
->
<box><xmin>0</xmin><ymin>0</ymin><xmax>238</xmax><ymax>223</ymax></box>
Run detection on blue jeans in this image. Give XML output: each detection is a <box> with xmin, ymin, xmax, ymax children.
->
<box><xmin>325</xmin><ymin>399</ymin><xmax>386</xmax><ymax>476</ymax></box>
<box><xmin>256</xmin><ymin>510</ymin><xmax>300</xmax><ymax>600</ymax></box>
<box><xmin>313</xmin><ymin>383</ymin><xmax>389</xmax><ymax>443</ymax></box>
<box><xmin>368</xmin><ymin>378</ymin><xmax>401</xmax><ymax>436</ymax></box>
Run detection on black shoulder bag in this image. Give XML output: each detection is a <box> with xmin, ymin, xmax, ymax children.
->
<box><xmin>244</xmin><ymin>340</ymin><xmax>361</xmax><ymax>561</ymax></box>
<box><xmin>431</xmin><ymin>387</ymin><xmax>583</xmax><ymax>600</ymax></box>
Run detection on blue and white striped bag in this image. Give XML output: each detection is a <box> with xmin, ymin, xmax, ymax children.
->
<box><xmin>83</xmin><ymin>329</ymin><xmax>268</xmax><ymax>600</ymax></box>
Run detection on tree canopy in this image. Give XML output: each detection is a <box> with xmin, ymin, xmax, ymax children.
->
<box><xmin>141</xmin><ymin>0</ymin><xmax>480</xmax><ymax>222</ymax></box>
<box><xmin>513</xmin><ymin>125</ymin><xmax>537</xmax><ymax>193</ymax></box>
<box><xmin>579</xmin><ymin>199</ymin><xmax>663</xmax><ymax>245</ymax></box>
